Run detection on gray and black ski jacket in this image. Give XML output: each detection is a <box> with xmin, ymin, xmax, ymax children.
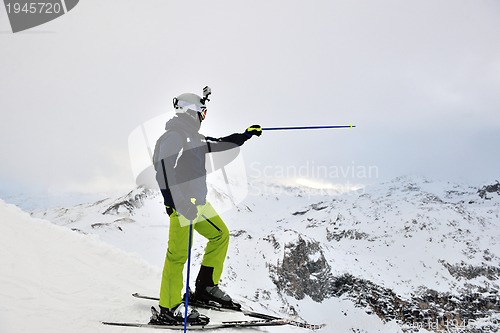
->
<box><xmin>152</xmin><ymin>114</ymin><xmax>249</xmax><ymax>215</ymax></box>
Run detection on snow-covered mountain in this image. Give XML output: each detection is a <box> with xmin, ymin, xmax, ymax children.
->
<box><xmin>27</xmin><ymin>176</ymin><xmax>500</xmax><ymax>332</ymax></box>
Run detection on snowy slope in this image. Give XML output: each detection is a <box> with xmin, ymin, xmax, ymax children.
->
<box><xmin>27</xmin><ymin>176</ymin><xmax>500</xmax><ymax>332</ymax></box>
<box><xmin>0</xmin><ymin>199</ymin><xmax>161</xmax><ymax>333</ymax></box>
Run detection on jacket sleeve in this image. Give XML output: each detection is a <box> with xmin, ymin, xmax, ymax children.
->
<box><xmin>205</xmin><ymin>133</ymin><xmax>249</xmax><ymax>153</ymax></box>
<box><xmin>153</xmin><ymin>131</ymin><xmax>184</xmax><ymax>188</ymax></box>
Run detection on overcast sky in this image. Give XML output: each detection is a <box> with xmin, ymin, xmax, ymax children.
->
<box><xmin>1</xmin><ymin>0</ymin><xmax>499</xmax><ymax>197</ymax></box>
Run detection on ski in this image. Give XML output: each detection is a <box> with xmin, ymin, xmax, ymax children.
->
<box><xmin>103</xmin><ymin>318</ymin><xmax>287</xmax><ymax>330</ymax></box>
<box><xmin>132</xmin><ymin>293</ymin><xmax>325</xmax><ymax>330</ymax></box>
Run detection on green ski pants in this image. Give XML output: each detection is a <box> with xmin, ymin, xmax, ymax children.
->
<box><xmin>159</xmin><ymin>201</ymin><xmax>229</xmax><ymax>309</ymax></box>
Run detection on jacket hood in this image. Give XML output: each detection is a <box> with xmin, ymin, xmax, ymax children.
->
<box><xmin>165</xmin><ymin>113</ymin><xmax>201</xmax><ymax>135</ymax></box>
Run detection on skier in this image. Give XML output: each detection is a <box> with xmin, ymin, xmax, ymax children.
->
<box><xmin>151</xmin><ymin>87</ymin><xmax>262</xmax><ymax>326</ymax></box>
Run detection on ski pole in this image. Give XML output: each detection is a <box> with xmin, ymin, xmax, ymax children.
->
<box><xmin>183</xmin><ymin>219</ymin><xmax>194</xmax><ymax>333</ymax></box>
<box><xmin>262</xmin><ymin>124</ymin><xmax>355</xmax><ymax>131</ymax></box>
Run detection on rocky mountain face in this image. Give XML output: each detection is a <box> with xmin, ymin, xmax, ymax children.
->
<box><xmin>478</xmin><ymin>181</ymin><xmax>500</xmax><ymax>200</ymax></box>
<box><xmin>269</xmin><ymin>235</ymin><xmax>498</xmax><ymax>332</ymax></box>
<box><xmin>33</xmin><ymin>176</ymin><xmax>500</xmax><ymax>332</ymax></box>
<box><xmin>270</xmin><ymin>235</ymin><xmax>334</xmax><ymax>303</ymax></box>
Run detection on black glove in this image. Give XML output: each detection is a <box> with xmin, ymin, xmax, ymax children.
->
<box><xmin>245</xmin><ymin>125</ymin><xmax>262</xmax><ymax>138</ymax></box>
<box><xmin>178</xmin><ymin>201</ymin><xmax>198</xmax><ymax>221</ymax></box>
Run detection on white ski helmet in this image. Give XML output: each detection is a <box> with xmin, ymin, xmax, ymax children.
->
<box><xmin>173</xmin><ymin>87</ymin><xmax>211</xmax><ymax>121</ymax></box>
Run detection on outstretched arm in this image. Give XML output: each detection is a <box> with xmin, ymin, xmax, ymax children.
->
<box><xmin>206</xmin><ymin>125</ymin><xmax>262</xmax><ymax>152</ymax></box>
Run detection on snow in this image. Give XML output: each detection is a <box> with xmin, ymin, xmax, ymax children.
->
<box><xmin>2</xmin><ymin>175</ymin><xmax>499</xmax><ymax>332</ymax></box>
<box><xmin>0</xmin><ymin>200</ymin><xmax>161</xmax><ymax>332</ymax></box>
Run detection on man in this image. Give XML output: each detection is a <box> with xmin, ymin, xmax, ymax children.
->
<box><xmin>150</xmin><ymin>87</ymin><xmax>262</xmax><ymax>326</ymax></box>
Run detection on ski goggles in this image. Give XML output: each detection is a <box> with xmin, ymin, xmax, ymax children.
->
<box><xmin>176</xmin><ymin>100</ymin><xmax>205</xmax><ymax>112</ymax></box>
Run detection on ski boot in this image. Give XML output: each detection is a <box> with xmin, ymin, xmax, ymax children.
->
<box><xmin>149</xmin><ymin>303</ymin><xmax>209</xmax><ymax>326</ymax></box>
<box><xmin>194</xmin><ymin>265</ymin><xmax>241</xmax><ymax>310</ymax></box>
<box><xmin>194</xmin><ymin>285</ymin><xmax>241</xmax><ymax>310</ymax></box>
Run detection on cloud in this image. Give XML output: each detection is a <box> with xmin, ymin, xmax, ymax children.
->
<box><xmin>0</xmin><ymin>0</ymin><xmax>499</xmax><ymax>196</ymax></box>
